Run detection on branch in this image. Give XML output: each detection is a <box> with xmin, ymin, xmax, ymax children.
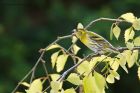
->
<box><xmin>85</xmin><ymin>17</ymin><xmax>131</xmax><ymax>29</ymax></box>
<box><xmin>118</xmin><ymin>47</ymin><xmax>140</xmax><ymax>52</ymax></box>
<box><xmin>11</xmin><ymin>35</ymin><xmax>72</xmax><ymax>93</ymax></box>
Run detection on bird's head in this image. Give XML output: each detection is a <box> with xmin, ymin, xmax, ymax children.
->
<box><xmin>73</xmin><ymin>23</ymin><xmax>86</xmax><ymax>40</ymax></box>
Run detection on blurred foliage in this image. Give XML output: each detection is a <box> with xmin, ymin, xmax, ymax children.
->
<box><xmin>0</xmin><ymin>0</ymin><xmax>140</xmax><ymax>93</ymax></box>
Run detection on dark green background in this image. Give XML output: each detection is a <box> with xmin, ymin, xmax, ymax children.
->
<box><xmin>0</xmin><ymin>0</ymin><xmax>140</xmax><ymax>93</ymax></box>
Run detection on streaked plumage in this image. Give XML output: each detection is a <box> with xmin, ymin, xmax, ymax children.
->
<box><xmin>74</xmin><ymin>23</ymin><xmax>119</xmax><ymax>54</ymax></box>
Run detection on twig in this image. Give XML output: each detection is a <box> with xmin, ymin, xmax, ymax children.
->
<box><xmin>58</xmin><ymin>53</ymin><xmax>100</xmax><ymax>81</ymax></box>
<box><xmin>11</xmin><ymin>35</ymin><xmax>72</xmax><ymax>93</ymax></box>
<box><xmin>85</xmin><ymin>17</ymin><xmax>131</xmax><ymax>29</ymax></box>
<box><xmin>117</xmin><ymin>47</ymin><xmax>140</xmax><ymax>52</ymax></box>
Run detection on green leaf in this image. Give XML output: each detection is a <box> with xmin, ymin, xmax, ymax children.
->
<box><xmin>134</xmin><ymin>36</ymin><xmax>140</xmax><ymax>46</ymax></box>
<box><xmin>83</xmin><ymin>75</ymin><xmax>96</xmax><ymax>93</ymax></box>
<box><xmin>56</xmin><ymin>54</ymin><xmax>69</xmax><ymax>72</ymax></box>
<box><xmin>124</xmin><ymin>27</ymin><xmax>135</xmax><ymax>42</ymax></box>
<box><xmin>67</xmin><ymin>73</ymin><xmax>82</xmax><ymax>85</ymax></box>
<box><xmin>72</xmin><ymin>44</ymin><xmax>81</xmax><ymax>55</ymax></box>
<box><xmin>112</xmin><ymin>25</ymin><xmax>121</xmax><ymax>40</ymax></box>
<box><xmin>133</xmin><ymin>18</ymin><xmax>140</xmax><ymax>30</ymax></box>
<box><xmin>121</xmin><ymin>13</ymin><xmax>136</xmax><ymax>23</ymax></box>
<box><xmin>64</xmin><ymin>88</ymin><xmax>76</xmax><ymax>93</ymax></box>
<box><xmin>26</xmin><ymin>79</ymin><xmax>42</xmax><ymax>93</ymax></box>
<box><xmin>51</xmin><ymin>51</ymin><xmax>60</xmax><ymax>68</ymax></box>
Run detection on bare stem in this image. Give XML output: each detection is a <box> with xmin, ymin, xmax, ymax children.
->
<box><xmin>85</xmin><ymin>17</ymin><xmax>131</xmax><ymax>29</ymax></box>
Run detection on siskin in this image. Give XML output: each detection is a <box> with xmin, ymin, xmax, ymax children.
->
<box><xmin>73</xmin><ymin>23</ymin><xmax>119</xmax><ymax>54</ymax></box>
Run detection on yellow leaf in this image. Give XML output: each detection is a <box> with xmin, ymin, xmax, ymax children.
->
<box><xmin>112</xmin><ymin>25</ymin><xmax>121</xmax><ymax>40</ymax></box>
<box><xmin>50</xmin><ymin>74</ymin><xmax>63</xmax><ymax>90</ymax></box>
<box><xmin>123</xmin><ymin>50</ymin><xmax>133</xmax><ymax>68</ymax></box>
<box><xmin>134</xmin><ymin>36</ymin><xmax>140</xmax><ymax>46</ymax></box>
<box><xmin>83</xmin><ymin>75</ymin><xmax>96</xmax><ymax>93</ymax></box>
<box><xmin>110</xmin><ymin>70</ymin><xmax>120</xmax><ymax>80</ymax></box>
<box><xmin>50</xmin><ymin>81</ymin><xmax>61</xmax><ymax>92</ymax></box>
<box><xmin>124</xmin><ymin>27</ymin><xmax>135</xmax><ymax>42</ymax></box>
<box><xmin>51</xmin><ymin>51</ymin><xmax>60</xmax><ymax>68</ymax></box>
<box><xmin>126</xmin><ymin>42</ymin><xmax>134</xmax><ymax>50</ymax></box>
<box><xmin>106</xmin><ymin>74</ymin><xmax>115</xmax><ymax>83</ymax></box>
<box><xmin>133</xmin><ymin>18</ymin><xmax>140</xmax><ymax>30</ymax></box>
<box><xmin>50</xmin><ymin>74</ymin><xmax>60</xmax><ymax>81</ymax></box>
<box><xmin>56</xmin><ymin>54</ymin><xmax>69</xmax><ymax>72</ymax></box>
<box><xmin>129</xmin><ymin>50</ymin><xmax>139</xmax><ymax>68</ymax></box>
<box><xmin>138</xmin><ymin>67</ymin><xmax>140</xmax><ymax>80</ymax></box>
<box><xmin>67</xmin><ymin>73</ymin><xmax>82</xmax><ymax>85</ymax></box>
<box><xmin>77</xmin><ymin>60</ymin><xmax>90</xmax><ymax>75</ymax></box>
<box><xmin>21</xmin><ymin>82</ymin><xmax>30</xmax><ymax>87</ymax></box>
<box><xmin>72</xmin><ymin>44</ymin><xmax>81</xmax><ymax>55</ymax></box>
<box><xmin>77</xmin><ymin>23</ymin><xmax>84</xmax><ymax>29</ymax></box>
<box><xmin>64</xmin><ymin>88</ymin><xmax>76</xmax><ymax>93</ymax></box>
<box><xmin>94</xmin><ymin>71</ymin><xmax>106</xmax><ymax>93</ymax></box>
<box><xmin>109</xmin><ymin>58</ymin><xmax>119</xmax><ymax>71</ymax></box>
<box><xmin>46</xmin><ymin>44</ymin><xmax>60</xmax><ymax>51</ymax></box>
<box><xmin>72</xmin><ymin>36</ymin><xmax>78</xmax><ymax>43</ymax></box>
<box><xmin>26</xmin><ymin>79</ymin><xmax>42</xmax><ymax>93</ymax></box>
<box><xmin>121</xmin><ymin>13</ymin><xmax>136</xmax><ymax>22</ymax></box>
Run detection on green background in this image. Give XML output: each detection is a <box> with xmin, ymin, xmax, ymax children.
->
<box><xmin>0</xmin><ymin>0</ymin><xmax>140</xmax><ymax>93</ymax></box>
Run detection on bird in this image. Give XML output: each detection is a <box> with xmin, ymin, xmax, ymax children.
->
<box><xmin>73</xmin><ymin>23</ymin><xmax>119</xmax><ymax>55</ymax></box>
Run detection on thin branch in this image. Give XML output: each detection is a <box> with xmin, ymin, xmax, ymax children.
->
<box><xmin>58</xmin><ymin>53</ymin><xmax>100</xmax><ymax>81</ymax></box>
<box><xmin>85</xmin><ymin>17</ymin><xmax>131</xmax><ymax>29</ymax></box>
<box><xmin>12</xmin><ymin>35</ymin><xmax>72</xmax><ymax>93</ymax></box>
<box><xmin>117</xmin><ymin>47</ymin><xmax>140</xmax><ymax>52</ymax></box>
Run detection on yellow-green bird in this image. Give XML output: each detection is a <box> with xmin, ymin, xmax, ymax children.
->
<box><xmin>74</xmin><ymin>23</ymin><xmax>119</xmax><ymax>54</ymax></box>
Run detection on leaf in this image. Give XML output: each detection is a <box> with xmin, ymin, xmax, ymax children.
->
<box><xmin>77</xmin><ymin>60</ymin><xmax>90</xmax><ymax>75</ymax></box>
<box><xmin>46</xmin><ymin>44</ymin><xmax>60</xmax><ymax>51</ymax></box>
<box><xmin>21</xmin><ymin>82</ymin><xmax>30</xmax><ymax>87</ymax></box>
<box><xmin>26</xmin><ymin>79</ymin><xmax>42</xmax><ymax>93</ymax></box>
<box><xmin>133</xmin><ymin>18</ymin><xmax>140</xmax><ymax>30</ymax></box>
<box><xmin>126</xmin><ymin>42</ymin><xmax>134</xmax><ymax>50</ymax></box>
<box><xmin>134</xmin><ymin>36</ymin><xmax>140</xmax><ymax>46</ymax></box>
<box><xmin>83</xmin><ymin>75</ymin><xmax>96</xmax><ymax>93</ymax></box>
<box><xmin>123</xmin><ymin>50</ymin><xmax>132</xmax><ymax>68</ymax></box>
<box><xmin>124</xmin><ymin>27</ymin><xmax>135</xmax><ymax>42</ymax></box>
<box><xmin>110</xmin><ymin>24</ymin><xmax>115</xmax><ymax>40</ymax></box>
<box><xmin>50</xmin><ymin>74</ymin><xmax>60</xmax><ymax>81</ymax></box>
<box><xmin>56</xmin><ymin>54</ymin><xmax>69</xmax><ymax>72</ymax></box>
<box><xmin>94</xmin><ymin>71</ymin><xmax>106</xmax><ymax>93</ymax></box>
<box><xmin>138</xmin><ymin>67</ymin><xmax>140</xmax><ymax>80</ymax></box>
<box><xmin>129</xmin><ymin>50</ymin><xmax>139</xmax><ymax>68</ymax></box>
<box><xmin>110</xmin><ymin>70</ymin><xmax>120</xmax><ymax>80</ymax></box>
<box><xmin>72</xmin><ymin>36</ymin><xmax>78</xmax><ymax>43</ymax></box>
<box><xmin>51</xmin><ymin>51</ymin><xmax>60</xmax><ymax>68</ymax></box>
<box><xmin>109</xmin><ymin>58</ymin><xmax>120</xmax><ymax>71</ymax></box>
<box><xmin>112</xmin><ymin>25</ymin><xmax>121</xmax><ymax>40</ymax></box>
<box><xmin>77</xmin><ymin>23</ymin><xmax>84</xmax><ymax>29</ymax></box>
<box><xmin>106</xmin><ymin>74</ymin><xmax>115</xmax><ymax>83</ymax></box>
<box><xmin>50</xmin><ymin>74</ymin><xmax>63</xmax><ymax>90</ymax></box>
<box><xmin>72</xmin><ymin>44</ymin><xmax>81</xmax><ymax>55</ymax></box>
<box><xmin>64</xmin><ymin>88</ymin><xmax>76</xmax><ymax>93</ymax></box>
<box><xmin>50</xmin><ymin>81</ymin><xmax>61</xmax><ymax>92</ymax></box>
<box><xmin>67</xmin><ymin>73</ymin><xmax>82</xmax><ymax>85</ymax></box>
<box><xmin>121</xmin><ymin>13</ymin><xmax>136</xmax><ymax>22</ymax></box>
